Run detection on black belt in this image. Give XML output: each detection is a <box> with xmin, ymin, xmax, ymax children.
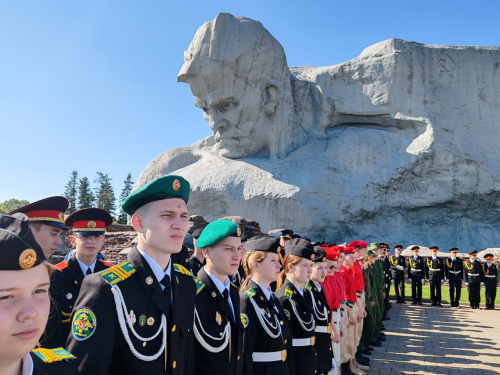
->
<box><xmin>332</xmin><ymin>308</ymin><xmax>338</xmax><ymax>312</ymax></box>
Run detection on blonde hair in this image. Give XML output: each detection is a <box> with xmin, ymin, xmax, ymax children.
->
<box><xmin>240</xmin><ymin>250</ymin><xmax>268</xmax><ymax>290</ymax></box>
<box><xmin>276</xmin><ymin>255</ymin><xmax>302</xmax><ymax>290</ymax></box>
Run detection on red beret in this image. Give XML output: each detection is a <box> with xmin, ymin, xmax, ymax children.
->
<box><xmin>348</xmin><ymin>240</ymin><xmax>361</xmax><ymax>248</ymax></box>
<box><xmin>344</xmin><ymin>246</ymin><xmax>356</xmax><ymax>254</ymax></box>
<box><xmin>359</xmin><ymin>241</ymin><xmax>368</xmax><ymax>248</ymax></box>
<box><xmin>323</xmin><ymin>246</ymin><xmax>339</xmax><ymax>261</ymax></box>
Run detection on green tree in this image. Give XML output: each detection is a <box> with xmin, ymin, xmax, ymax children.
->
<box><xmin>0</xmin><ymin>199</ymin><xmax>30</xmax><ymax>214</ymax></box>
<box><xmin>94</xmin><ymin>172</ymin><xmax>115</xmax><ymax>217</ymax></box>
<box><xmin>78</xmin><ymin>177</ymin><xmax>95</xmax><ymax>209</ymax></box>
<box><xmin>117</xmin><ymin>173</ymin><xmax>134</xmax><ymax>224</ymax></box>
<box><xmin>64</xmin><ymin>170</ymin><xmax>78</xmax><ymax>214</ymax></box>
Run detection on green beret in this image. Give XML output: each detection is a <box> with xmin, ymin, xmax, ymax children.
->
<box><xmin>121</xmin><ymin>175</ymin><xmax>190</xmax><ymax>215</ymax></box>
<box><xmin>195</xmin><ymin>220</ymin><xmax>240</xmax><ymax>248</ymax></box>
<box><xmin>366</xmin><ymin>249</ymin><xmax>377</xmax><ymax>256</ymax></box>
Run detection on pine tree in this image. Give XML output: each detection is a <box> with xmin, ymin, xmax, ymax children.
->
<box><xmin>64</xmin><ymin>170</ymin><xmax>78</xmax><ymax>214</ymax></box>
<box><xmin>117</xmin><ymin>173</ymin><xmax>134</xmax><ymax>224</ymax></box>
<box><xmin>78</xmin><ymin>177</ymin><xmax>95</xmax><ymax>209</ymax></box>
<box><xmin>94</xmin><ymin>172</ymin><xmax>115</xmax><ymax>218</ymax></box>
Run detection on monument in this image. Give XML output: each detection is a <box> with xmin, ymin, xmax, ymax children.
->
<box><xmin>135</xmin><ymin>13</ymin><xmax>500</xmax><ymax>248</ymax></box>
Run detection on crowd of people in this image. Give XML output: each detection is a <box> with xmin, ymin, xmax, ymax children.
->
<box><xmin>1</xmin><ymin>174</ymin><xmax>498</xmax><ymax>375</ymax></box>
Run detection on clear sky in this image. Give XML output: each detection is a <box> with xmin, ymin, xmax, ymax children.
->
<box><xmin>1</xmin><ymin>0</ymin><xmax>499</xmax><ymax>208</ymax></box>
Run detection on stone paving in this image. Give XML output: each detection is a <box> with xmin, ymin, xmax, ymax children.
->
<box><xmin>367</xmin><ymin>303</ymin><xmax>500</xmax><ymax>374</ymax></box>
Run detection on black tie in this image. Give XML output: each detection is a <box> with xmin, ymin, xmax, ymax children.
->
<box><xmin>86</xmin><ymin>267</ymin><xmax>92</xmax><ymax>276</ymax></box>
<box><xmin>161</xmin><ymin>275</ymin><xmax>172</xmax><ymax>318</ymax></box>
<box><xmin>222</xmin><ymin>289</ymin><xmax>234</xmax><ymax>321</ymax></box>
<box><xmin>269</xmin><ymin>295</ymin><xmax>278</xmax><ymax>312</ymax></box>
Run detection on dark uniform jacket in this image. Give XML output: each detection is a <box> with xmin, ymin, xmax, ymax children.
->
<box><xmin>307</xmin><ymin>281</ymin><xmax>333</xmax><ymax>375</ymax></box>
<box><xmin>444</xmin><ymin>257</ymin><xmax>464</xmax><ymax>281</ymax></box>
<box><xmin>464</xmin><ymin>260</ymin><xmax>483</xmax><ymax>283</ymax></box>
<box><xmin>425</xmin><ymin>257</ymin><xmax>444</xmax><ymax>281</ymax></box>
<box><xmin>407</xmin><ymin>256</ymin><xmax>425</xmax><ymax>280</ymax></box>
<box><xmin>276</xmin><ymin>279</ymin><xmax>317</xmax><ymax>375</ymax></box>
<box><xmin>66</xmin><ymin>246</ymin><xmax>196</xmax><ymax>375</ymax></box>
<box><xmin>44</xmin><ymin>254</ymin><xmax>113</xmax><ymax>348</ymax></box>
<box><xmin>482</xmin><ymin>263</ymin><xmax>498</xmax><ymax>283</ymax></box>
<box><xmin>31</xmin><ymin>349</ymin><xmax>78</xmax><ymax>374</ymax></box>
<box><xmin>171</xmin><ymin>244</ymin><xmax>191</xmax><ymax>271</ymax></box>
<box><xmin>188</xmin><ymin>255</ymin><xmax>205</xmax><ymax>277</ymax></box>
<box><xmin>389</xmin><ymin>255</ymin><xmax>406</xmax><ymax>279</ymax></box>
<box><xmin>239</xmin><ymin>279</ymin><xmax>293</xmax><ymax>375</ymax></box>
<box><xmin>193</xmin><ymin>267</ymin><xmax>244</xmax><ymax>375</ymax></box>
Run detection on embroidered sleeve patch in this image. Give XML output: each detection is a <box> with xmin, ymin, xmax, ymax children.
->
<box><xmin>174</xmin><ymin>263</ymin><xmax>193</xmax><ymax>276</ymax></box>
<box><xmin>240</xmin><ymin>313</ymin><xmax>249</xmax><ymax>329</ymax></box>
<box><xmin>32</xmin><ymin>348</ymin><xmax>75</xmax><ymax>363</ymax></box>
<box><xmin>71</xmin><ymin>307</ymin><xmax>97</xmax><ymax>341</ymax></box>
<box><xmin>243</xmin><ymin>288</ymin><xmax>256</xmax><ymax>298</ymax></box>
<box><xmin>284</xmin><ymin>287</ymin><xmax>293</xmax><ymax>299</ymax></box>
<box><xmin>195</xmin><ymin>278</ymin><xmax>205</xmax><ymax>294</ymax></box>
<box><xmin>283</xmin><ymin>309</ymin><xmax>291</xmax><ymax>320</ymax></box>
<box><xmin>304</xmin><ymin>283</ymin><xmax>312</xmax><ymax>291</ymax></box>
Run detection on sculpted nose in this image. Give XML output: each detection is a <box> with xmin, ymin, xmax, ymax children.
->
<box><xmin>205</xmin><ymin>110</ymin><xmax>227</xmax><ymax>133</ymax></box>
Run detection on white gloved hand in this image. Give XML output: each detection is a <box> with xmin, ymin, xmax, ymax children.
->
<box><xmin>399</xmin><ymin>266</ymin><xmax>404</xmax><ymax>271</ymax></box>
<box><xmin>446</xmin><ymin>279</ymin><xmax>449</xmax><ymax>282</ymax></box>
<box><xmin>465</xmin><ymin>282</ymin><xmax>469</xmax><ymax>286</ymax></box>
<box><xmin>409</xmin><ymin>278</ymin><xmax>412</xmax><ymax>282</ymax></box>
<box><xmin>421</xmin><ymin>279</ymin><xmax>425</xmax><ymax>283</ymax></box>
<box><xmin>480</xmin><ymin>282</ymin><xmax>484</xmax><ymax>286</ymax></box>
<box><xmin>385</xmin><ymin>284</ymin><xmax>388</xmax><ymax>288</ymax></box>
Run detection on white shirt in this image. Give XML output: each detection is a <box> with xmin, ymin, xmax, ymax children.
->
<box><xmin>76</xmin><ymin>257</ymin><xmax>97</xmax><ymax>276</ymax></box>
<box><xmin>21</xmin><ymin>353</ymin><xmax>33</xmax><ymax>375</ymax></box>
<box><xmin>451</xmin><ymin>258</ymin><xmax>456</xmax><ymax>261</ymax></box>
<box><xmin>137</xmin><ymin>246</ymin><xmax>173</xmax><ymax>306</ymax></box>
<box><xmin>204</xmin><ymin>267</ymin><xmax>235</xmax><ymax>320</ymax></box>
<box><xmin>254</xmin><ymin>280</ymin><xmax>279</xmax><ymax>312</ymax></box>
<box><xmin>314</xmin><ymin>281</ymin><xmax>322</xmax><ymax>292</ymax></box>
<box><xmin>291</xmin><ymin>280</ymin><xmax>304</xmax><ymax>296</ymax></box>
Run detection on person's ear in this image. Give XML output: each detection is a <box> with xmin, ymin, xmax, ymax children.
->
<box><xmin>131</xmin><ymin>213</ymin><xmax>143</xmax><ymax>233</ymax></box>
<box><xmin>263</xmin><ymin>79</ymin><xmax>280</xmax><ymax>116</ymax></box>
<box><xmin>202</xmin><ymin>248</ymin><xmax>210</xmax><ymax>258</ymax></box>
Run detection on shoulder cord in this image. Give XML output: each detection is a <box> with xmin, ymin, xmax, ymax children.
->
<box><xmin>446</xmin><ymin>258</ymin><xmax>452</xmax><ymax>269</ymax></box>
<box><xmin>309</xmin><ymin>290</ymin><xmax>327</xmax><ymax>321</ymax></box>
<box><xmin>483</xmin><ymin>264</ymin><xmax>489</xmax><ymax>275</ymax></box>
<box><xmin>289</xmin><ymin>297</ymin><xmax>315</xmax><ymax>332</ymax></box>
<box><xmin>193</xmin><ymin>308</ymin><xmax>230</xmax><ymax>353</ymax></box>
<box><xmin>464</xmin><ymin>261</ymin><xmax>473</xmax><ymax>270</ymax></box>
<box><xmin>111</xmin><ymin>284</ymin><xmax>166</xmax><ymax>361</ymax></box>
<box><xmin>427</xmin><ymin>258</ymin><xmax>433</xmax><ymax>268</ymax></box>
<box><xmin>408</xmin><ymin>258</ymin><xmax>415</xmax><ymax>268</ymax></box>
<box><xmin>389</xmin><ymin>256</ymin><xmax>397</xmax><ymax>266</ymax></box>
<box><xmin>249</xmin><ymin>297</ymin><xmax>281</xmax><ymax>338</ymax></box>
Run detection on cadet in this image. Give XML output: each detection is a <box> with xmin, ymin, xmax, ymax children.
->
<box><xmin>308</xmin><ymin>246</ymin><xmax>334</xmax><ymax>375</ymax></box>
<box><xmin>0</xmin><ymin>213</ymin><xmax>77</xmax><ymax>374</ymax></box>
<box><xmin>188</xmin><ymin>228</ymin><xmax>205</xmax><ymax>276</ymax></box>
<box><xmin>445</xmin><ymin>247</ymin><xmax>464</xmax><ymax>307</ymax></box>
<box><xmin>44</xmin><ymin>208</ymin><xmax>114</xmax><ymax>348</ymax></box>
<box><xmin>276</xmin><ymin>238</ymin><xmax>317</xmax><ymax>375</ymax></box>
<box><xmin>389</xmin><ymin>245</ymin><xmax>406</xmax><ymax>303</ymax></box>
<box><xmin>239</xmin><ymin>235</ymin><xmax>292</xmax><ymax>375</ymax></box>
<box><xmin>359</xmin><ymin>249</ymin><xmax>378</xmax><ymax>357</ymax></box>
<box><xmin>464</xmin><ymin>250</ymin><xmax>483</xmax><ymax>309</ymax></box>
<box><xmin>425</xmin><ymin>246</ymin><xmax>444</xmax><ymax>307</ymax></box>
<box><xmin>381</xmin><ymin>245</ymin><xmax>392</xmax><ymax>307</ymax></box>
<box><xmin>482</xmin><ymin>254</ymin><xmax>497</xmax><ymax>310</ymax></box>
<box><xmin>193</xmin><ymin>220</ymin><xmax>244</xmax><ymax>375</ymax></box>
<box><xmin>8</xmin><ymin>196</ymin><xmax>68</xmax><ymax>260</ymax></box>
<box><xmin>66</xmin><ymin>175</ymin><xmax>197</xmax><ymax>374</ymax></box>
<box><xmin>408</xmin><ymin>246</ymin><xmax>425</xmax><ymax>305</ymax></box>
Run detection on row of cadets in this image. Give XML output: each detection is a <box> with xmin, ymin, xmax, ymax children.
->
<box><xmin>191</xmin><ymin>220</ymin><xmax>244</xmax><ymax>375</ymax></box>
<box><xmin>66</xmin><ymin>175</ymin><xmax>197</xmax><ymax>374</ymax></box>
<box><xmin>359</xmin><ymin>249</ymin><xmax>378</xmax><ymax>357</ymax></box>
<box><xmin>275</xmin><ymin>238</ymin><xmax>318</xmax><ymax>375</ymax></box>
<box><xmin>239</xmin><ymin>235</ymin><xmax>293</xmax><ymax>375</ymax></box>
<box><xmin>308</xmin><ymin>246</ymin><xmax>334</xmax><ymax>375</ymax></box>
<box><xmin>464</xmin><ymin>250</ymin><xmax>485</xmax><ymax>309</ymax></box>
<box><xmin>445</xmin><ymin>247</ymin><xmax>463</xmax><ymax>307</ymax></box>
<box><xmin>407</xmin><ymin>246</ymin><xmax>425</xmax><ymax>304</ymax></box>
<box><xmin>389</xmin><ymin>245</ymin><xmax>406</xmax><ymax>303</ymax></box>
<box><xmin>0</xmin><ymin>212</ymin><xmax>78</xmax><ymax>374</ymax></box>
<box><xmin>379</xmin><ymin>244</ymin><xmax>392</xmax><ymax>308</ymax></box>
<box><xmin>481</xmin><ymin>253</ymin><xmax>498</xmax><ymax>309</ymax></box>
<box><xmin>426</xmin><ymin>246</ymin><xmax>445</xmax><ymax>306</ymax></box>
<box><xmin>45</xmin><ymin>208</ymin><xmax>114</xmax><ymax>348</ymax></box>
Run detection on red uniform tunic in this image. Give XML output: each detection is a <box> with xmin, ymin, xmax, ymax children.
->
<box><xmin>334</xmin><ymin>272</ymin><xmax>346</xmax><ymax>302</ymax></box>
<box><xmin>321</xmin><ymin>275</ymin><xmax>340</xmax><ymax>309</ymax></box>
<box><xmin>339</xmin><ymin>265</ymin><xmax>356</xmax><ymax>303</ymax></box>
<box><xmin>351</xmin><ymin>260</ymin><xmax>365</xmax><ymax>292</ymax></box>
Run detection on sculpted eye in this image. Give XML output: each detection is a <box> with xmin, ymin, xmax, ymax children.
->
<box><xmin>219</xmin><ymin>100</ymin><xmax>236</xmax><ymax>112</ymax></box>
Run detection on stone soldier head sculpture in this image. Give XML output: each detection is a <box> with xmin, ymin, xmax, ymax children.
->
<box><xmin>178</xmin><ymin>13</ymin><xmax>301</xmax><ymax>159</ymax></box>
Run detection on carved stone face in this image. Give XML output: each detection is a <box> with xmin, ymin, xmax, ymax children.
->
<box><xmin>188</xmin><ymin>68</ymin><xmax>272</xmax><ymax>159</ymax></box>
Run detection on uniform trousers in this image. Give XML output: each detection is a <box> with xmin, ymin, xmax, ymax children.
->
<box><xmin>354</xmin><ymin>291</ymin><xmax>365</xmax><ymax>350</ymax></box>
<box><xmin>359</xmin><ymin>300</ymin><xmax>375</xmax><ymax>351</ymax></box>
<box><xmin>394</xmin><ymin>278</ymin><xmax>405</xmax><ymax>301</ymax></box>
<box><xmin>468</xmin><ymin>283</ymin><xmax>481</xmax><ymax>307</ymax></box>
<box><xmin>449</xmin><ymin>280</ymin><xmax>462</xmax><ymax>305</ymax></box>
<box><xmin>332</xmin><ymin>310</ymin><xmax>341</xmax><ymax>369</ymax></box>
<box><xmin>429</xmin><ymin>280</ymin><xmax>442</xmax><ymax>303</ymax></box>
<box><xmin>485</xmin><ymin>280</ymin><xmax>497</xmax><ymax>308</ymax></box>
<box><xmin>343</xmin><ymin>304</ymin><xmax>357</xmax><ymax>363</ymax></box>
<box><xmin>339</xmin><ymin>303</ymin><xmax>348</xmax><ymax>364</ymax></box>
<box><xmin>411</xmin><ymin>279</ymin><xmax>422</xmax><ymax>302</ymax></box>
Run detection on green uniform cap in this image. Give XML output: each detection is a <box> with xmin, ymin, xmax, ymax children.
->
<box><xmin>366</xmin><ymin>249</ymin><xmax>377</xmax><ymax>256</ymax></box>
<box><xmin>195</xmin><ymin>220</ymin><xmax>240</xmax><ymax>248</ymax></box>
<box><xmin>121</xmin><ymin>175</ymin><xmax>190</xmax><ymax>215</ymax></box>
<box><xmin>367</xmin><ymin>242</ymin><xmax>379</xmax><ymax>251</ymax></box>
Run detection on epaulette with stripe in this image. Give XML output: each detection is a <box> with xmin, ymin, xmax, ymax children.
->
<box><xmin>32</xmin><ymin>347</ymin><xmax>75</xmax><ymax>363</ymax></box>
<box><xmin>230</xmin><ymin>282</ymin><xmax>238</xmax><ymax>289</ymax></box>
<box><xmin>304</xmin><ymin>283</ymin><xmax>312</xmax><ymax>291</ymax></box>
<box><xmin>52</xmin><ymin>261</ymin><xmax>68</xmax><ymax>271</ymax></box>
<box><xmin>173</xmin><ymin>263</ymin><xmax>193</xmax><ymax>276</ymax></box>
<box><xmin>284</xmin><ymin>286</ymin><xmax>293</xmax><ymax>299</ymax></box>
<box><xmin>101</xmin><ymin>261</ymin><xmax>135</xmax><ymax>285</ymax></box>
<box><xmin>101</xmin><ymin>260</ymin><xmax>115</xmax><ymax>268</ymax></box>
<box><xmin>243</xmin><ymin>288</ymin><xmax>256</xmax><ymax>298</ymax></box>
<box><xmin>195</xmin><ymin>278</ymin><xmax>205</xmax><ymax>294</ymax></box>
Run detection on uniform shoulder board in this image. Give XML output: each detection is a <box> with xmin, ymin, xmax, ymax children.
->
<box><xmin>53</xmin><ymin>261</ymin><xmax>68</xmax><ymax>271</ymax></box>
<box><xmin>364</xmin><ymin>263</ymin><xmax>369</xmax><ymax>269</ymax></box>
<box><xmin>101</xmin><ymin>260</ymin><xmax>115</xmax><ymax>268</ymax></box>
<box><xmin>195</xmin><ymin>278</ymin><xmax>205</xmax><ymax>294</ymax></box>
<box><xmin>243</xmin><ymin>288</ymin><xmax>256</xmax><ymax>298</ymax></box>
<box><xmin>101</xmin><ymin>261</ymin><xmax>136</xmax><ymax>285</ymax></box>
<box><xmin>32</xmin><ymin>347</ymin><xmax>75</xmax><ymax>363</ymax></box>
<box><xmin>173</xmin><ymin>263</ymin><xmax>193</xmax><ymax>276</ymax></box>
<box><xmin>230</xmin><ymin>282</ymin><xmax>238</xmax><ymax>289</ymax></box>
<box><xmin>284</xmin><ymin>286</ymin><xmax>293</xmax><ymax>299</ymax></box>
<box><xmin>304</xmin><ymin>283</ymin><xmax>312</xmax><ymax>291</ymax></box>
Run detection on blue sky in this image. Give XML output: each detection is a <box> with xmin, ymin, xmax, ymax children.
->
<box><xmin>1</xmin><ymin>0</ymin><xmax>499</xmax><ymax>209</ymax></box>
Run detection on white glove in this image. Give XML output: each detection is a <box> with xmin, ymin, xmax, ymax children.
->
<box><xmin>409</xmin><ymin>278</ymin><xmax>412</xmax><ymax>282</ymax></box>
<box><xmin>465</xmin><ymin>282</ymin><xmax>469</xmax><ymax>286</ymax></box>
<box><xmin>480</xmin><ymin>282</ymin><xmax>484</xmax><ymax>286</ymax></box>
<box><xmin>446</xmin><ymin>279</ymin><xmax>449</xmax><ymax>283</ymax></box>
<box><xmin>421</xmin><ymin>279</ymin><xmax>425</xmax><ymax>283</ymax></box>
<box><xmin>398</xmin><ymin>266</ymin><xmax>404</xmax><ymax>271</ymax></box>
<box><xmin>385</xmin><ymin>284</ymin><xmax>388</xmax><ymax>288</ymax></box>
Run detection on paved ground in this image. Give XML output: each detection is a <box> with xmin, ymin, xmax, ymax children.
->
<box><xmin>367</xmin><ymin>303</ymin><xmax>500</xmax><ymax>374</ymax></box>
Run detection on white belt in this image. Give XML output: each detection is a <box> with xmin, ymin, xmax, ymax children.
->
<box><xmin>484</xmin><ymin>275</ymin><xmax>496</xmax><ymax>278</ymax></box>
<box><xmin>292</xmin><ymin>337</ymin><xmax>315</xmax><ymax>347</ymax></box>
<box><xmin>315</xmin><ymin>325</ymin><xmax>330</xmax><ymax>333</ymax></box>
<box><xmin>449</xmin><ymin>270</ymin><xmax>461</xmax><ymax>274</ymax></box>
<box><xmin>468</xmin><ymin>273</ymin><xmax>479</xmax><ymax>277</ymax></box>
<box><xmin>411</xmin><ymin>269</ymin><xmax>421</xmax><ymax>271</ymax></box>
<box><xmin>429</xmin><ymin>268</ymin><xmax>439</xmax><ymax>271</ymax></box>
<box><xmin>252</xmin><ymin>350</ymin><xmax>286</xmax><ymax>362</ymax></box>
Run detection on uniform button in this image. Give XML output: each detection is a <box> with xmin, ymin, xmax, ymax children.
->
<box><xmin>329</xmin><ymin>347</ymin><xmax>332</xmax><ymax>351</ymax></box>
<box><xmin>280</xmin><ymin>321</ymin><xmax>283</xmax><ymax>325</ymax></box>
<box><xmin>173</xmin><ymin>361</ymin><xmax>176</xmax><ymax>369</ymax></box>
<box><xmin>172</xmin><ymin>325</ymin><xmax>176</xmax><ymax>332</ymax></box>
<box><xmin>315</xmin><ymin>353</ymin><xmax>317</xmax><ymax>356</ymax></box>
<box><xmin>237</xmin><ymin>356</ymin><xmax>240</xmax><ymax>361</ymax></box>
<box><xmin>143</xmin><ymin>342</ymin><xmax>146</xmax><ymax>347</ymax></box>
<box><xmin>284</xmin><ymin>339</ymin><xmax>287</xmax><ymax>344</ymax></box>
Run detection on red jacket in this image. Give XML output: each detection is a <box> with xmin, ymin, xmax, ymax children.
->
<box><xmin>351</xmin><ymin>260</ymin><xmax>365</xmax><ymax>292</ymax></box>
<box><xmin>339</xmin><ymin>265</ymin><xmax>356</xmax><ymax>303</ymax></box>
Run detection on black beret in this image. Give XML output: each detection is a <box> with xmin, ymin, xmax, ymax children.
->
<box><xmin>0</xmin><ymin>213</ymin><xmax>45</xmax><ymax>270</ymax></box>
<box><xmin>284</xmin><ymin>238</ymin><xmax>316</xmax><ymax>260</ymax></box>
<box><xmin>312</xmin><ymin>246</ymin><xmax>327</xmax><ymax>263</ymax></box>
<box><xmin>191</xmin><ymin>228</ymin><xmax>204</xmax><ymax>239</ymax></box>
